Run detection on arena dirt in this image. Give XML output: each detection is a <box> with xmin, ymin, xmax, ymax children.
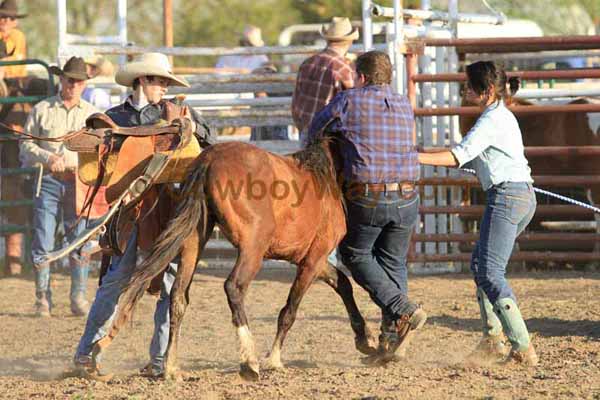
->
<box><xmin>0</xmin><ymin>268</ymin><xmax>598</xmax><ymax>399</ymax></box>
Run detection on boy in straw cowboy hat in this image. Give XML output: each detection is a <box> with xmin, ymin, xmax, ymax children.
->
<box><xmin>291</xmin><ymin>16</ymin><xmax>359</xmax><ymax>144</ymax></box>
<box><xmin>0</xmin><ymin>0</ymin><xmax>27</xmax><ymax>79</ymax></box>
<box><xmin>20</xmin><ymin>56</ymin><xmax>100</xmax><ymax>317</ymax></box>
<box><xmin>73</xmin><ymin>52</ymin><xmax>214</xmax><ymax>380</ymax></box>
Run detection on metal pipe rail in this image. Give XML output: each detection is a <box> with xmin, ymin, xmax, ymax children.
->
<box><xmin>187</xmin><ymin>97</ymin><xmax>291</xmax><ymax>109</ymax></box>
<box><xmin>423</xmin><ymin>146</ymin><xmax>600</xmax><ymax>157</ymax></box>
<box><xmin>371</xmin><ymin>4</ymin><xmax>506</xmax><ymax>25</ymax></box>
<box><xmin>418</xmin><ymin>175</ymin><xmax>600</xmax><ymax>187</ymax></box>
<box><xmin>414</xmin><ymin>103</ymin><xmax>600</xmax><ymax>117</ymax></box>
<box><xmin>413</xmin><ymin>233</ymin><xmax>600</xmax><ymax>242</ymax></box>
<box><xmin>420</xmin><ymin>205</ymin><xmax>594</xmax><ymax>217</ymax></box>
<box><xmin>61</xmin><ymin>43</ymin><xmax>387</xmax><ymax>58</ymax></box>
<box><xmin>412</xmin><ymin>68</ymin><xmax>600</xmax><ymax>83</ymax></box>
<box><xmin>422</xmin><ymin>35</ymin><xmax>600</xmax><ymax>53</ymax></box>
<box><xmin>409</xmin><ymin>252</ymin><xmax>600</xmax><ymax>262</ymax></box>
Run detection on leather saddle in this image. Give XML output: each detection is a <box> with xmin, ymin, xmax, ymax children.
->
<box><xmin>65</xmin><ymin>113</ymin><xmax>200</xmax><ymax>203</ymax></box>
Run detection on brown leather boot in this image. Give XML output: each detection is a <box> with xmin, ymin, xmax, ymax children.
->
<box><xmin>363</xmin><ymin>307</ymin><xmax>427</xmax><ymax>365</ymax></box>
<box><xmin>34</xmin><ymin>296</ymin><xmax>51</xmax><ymax>318</ymax></box>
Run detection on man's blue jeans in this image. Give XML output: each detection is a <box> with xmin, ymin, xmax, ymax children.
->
<box><xmin>75</xmin><ymin>228</ymin><xmax>177</xmax><ymax>371</ymax></box>
<box><xmin>32</xmin><ymin>175</ymin><xmax>89</xmax><ymax>305</ymax></box>
<box><xmin>339</xmin><ymin>191</ymin><xmax>420</xmax><ymax>319</ymax></box>
<box><xmin>471</xmin><ymin>182</ymin><xmax>536</xmax><ymax>304</ymax></box>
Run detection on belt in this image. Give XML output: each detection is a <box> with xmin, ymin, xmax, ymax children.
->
<box><xmin>347</xmin><ymin>181</ymin><xmax>416</xmax><ymax>195</ymax></box>
<box><xmin>50</xmin><ymin>170</ymin><xmax>76</xmax><ymax>182</ymax></box>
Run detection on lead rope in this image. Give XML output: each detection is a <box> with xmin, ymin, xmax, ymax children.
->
<box><xmin>460</xmin><ymin>168</ymin><xmax>600</xmax><ymax>215</ymax></box>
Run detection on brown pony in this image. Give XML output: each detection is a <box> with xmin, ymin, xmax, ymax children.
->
<box><xmin>92</xmin><ymin>138</ymin><xmax>377</xmax><ymax>380</ymax></box>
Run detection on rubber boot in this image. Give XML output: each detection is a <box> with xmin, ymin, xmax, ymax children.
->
<box><xmin>494</xmin><ymin>297</ymin><xmax>538</xmax><ymax>366</ymax></box>
<box><xmin>467</xmin><ymin>288</ymin><xmax>506</xmax><ymax>363</ymax></box>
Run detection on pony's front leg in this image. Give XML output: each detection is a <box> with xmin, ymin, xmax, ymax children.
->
<box><xmin>224</xmin><ymin>249</ymin><xmax>263</xmax><ymax>380</ymax></box>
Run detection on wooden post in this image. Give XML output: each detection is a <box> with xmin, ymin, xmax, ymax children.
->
<box><xmin>163</xmin><ymin>0</ymin><xmax>173</xmax><ymax>65</ymax></box>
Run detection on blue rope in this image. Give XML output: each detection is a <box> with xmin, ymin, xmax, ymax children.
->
<box><xmin>460</xmin><ymin>168</ymin><xmax>600</xmax><ymax>215</ymax></box>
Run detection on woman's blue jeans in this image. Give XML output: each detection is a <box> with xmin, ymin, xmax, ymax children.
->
<box><xmin>471</xmin><ymin>182</ymin><xmax>536</xmax><ymax>304</ymax></box>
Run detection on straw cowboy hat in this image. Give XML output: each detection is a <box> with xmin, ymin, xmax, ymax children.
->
<box><xmin>115</xmin><ymin>52</ymin><xmax>189</xmax><ymax>87</ymax></box>
<box><xmin>49</xmin><ymin>56</ymin><xmax>90</xmax><ymax>81</ymax></box>
<box><xmin>242</xmin><ymin>25</ymin><xmax>264</xmax><ymax>47</ymax></box>
<box><xmin>0</xmin><ymin>0</ymin><xmax>27</xmax><ymax>18</ymax></box>
<box><xmin>320</xmin><ymin>17</ymin><xmax>359</xmax><ymax>42</ymax></box>
<box><xmin>84</xmin><ymin>55</ymin><xmax>115</xmax><ymax>78</ymax></box>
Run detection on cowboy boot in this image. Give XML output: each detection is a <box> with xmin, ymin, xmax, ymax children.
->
<box><xmin>363</xmin><ymin>307</ymin><xmax>427</xmax><ymax>365</ymax></box>
<box><xmin>70</xmin><ymin>255</ymin><xmax>90</xmax><ymax>316</ymax></box>
<box><xmin>467</xmin><ymin>288</ymin><xmax>506</xmax><ymax>363</ymax></box>
<box><xmin>73</xmin><ymin>355</ymin><xmax>114</xmax><ymax>382</ymax></box>
<box><xmin>493</xmin><ymin>297</ymin><xmax>539</xmax><ymax>366</ymax></box>
<box><xmin>5</xmin><ymin>233</ymin><xmax>23</xmax><ymax>275</ymax></box>
<box><xmin>34</xmin><ymin>293</ymin><xmax>51</xmax><ymax>318</ymax></box>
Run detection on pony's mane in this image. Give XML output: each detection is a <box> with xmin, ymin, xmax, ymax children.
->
<box><xmin>291</xmin><ymin>137</ymin><xmax>340</xmax><ymax>196</ymax></box>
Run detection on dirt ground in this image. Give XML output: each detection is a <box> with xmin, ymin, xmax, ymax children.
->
<box><xmin>0</xmin><ymin>267</ymin><xmax>599</xmax><ymax>400</ymax></box>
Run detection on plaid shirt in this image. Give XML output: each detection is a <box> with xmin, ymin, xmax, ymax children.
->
<box><xmin>291</xmin><ymin>48</ymin><xmax>356</xmax><ymax>133</ymax></box>
<box><xmin>308</xmin><ymin>84</ymin><xmax>419</xmax><ymax>184</ymax></box>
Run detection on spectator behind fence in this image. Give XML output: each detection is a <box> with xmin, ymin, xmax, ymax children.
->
<box><xmin>83</xmin><ymin>56</ymin><xmax>115</xmax><ymax>111</ymax></box>
<box><xmin>20</xmin><ymin>56</ymin><xmax>99</xmax><ymax>318</ymax></box>
<box><xmin>291</xmin><ymin>16</ymin><xmax>358</xmax><ymax>144</ymax></box>
<box><xmin>215</xmin><ymin>25</ymin><xmax>269</xmax><ymax>73</ymax></box>
<box><xmin>0</xmin><ymin>0</ymin><xmax>27</xmax><ymax>79</ymax></box>
<box><xmin>250</xmin><ymin>64</ymin><xmax>289</xmax><ymax>141</ymax></box>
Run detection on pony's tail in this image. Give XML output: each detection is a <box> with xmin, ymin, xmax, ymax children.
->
<box><xmin>113</xmin><ymin>162</ymin><xmax>209</xmax><ymax>330</ymax></box>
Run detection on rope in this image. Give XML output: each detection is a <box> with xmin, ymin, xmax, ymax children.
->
<box><xmin>460</xmin><ymin>168</ymin><xmax>600</xmax><ymax>214</ymax></box>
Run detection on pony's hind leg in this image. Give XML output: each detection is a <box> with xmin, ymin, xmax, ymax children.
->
<box><xmin>224</xmin><ymin>247</ymin><xmax>265</xmax><ymax>380</ymax></box>
<box><xmin>164</xmin><ymin>218</ymin><xmax>214</xmax><ymax>380</ymax></box>
<box><xmin>318</xmin><ymin>262</ymin><xmax>378</xmax><ymax>355</ymax></box>
<box><xmin>265</xmin><ymin>260</ymin><xmax>320</xmax><ymax>370</ymax></box>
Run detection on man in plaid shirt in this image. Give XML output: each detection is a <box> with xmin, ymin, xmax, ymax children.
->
<box><xmin>291</xmin><ymin>17</ymin><xmax>358</xmax><ymax>142</ymax></box>
<box><xmin>308</xmin><ymin>51</ymin><xmax>427</xmax><ymax>365</ymax></box>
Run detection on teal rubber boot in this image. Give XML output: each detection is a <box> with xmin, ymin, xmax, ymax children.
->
<box><xmin>467</xmin><ymin>288</ymin><xmax>506</xmax><ymax>363</ymax></box>
<box><xmin>494</xmin><ymin>297</ymin><xmax>538</xmax><ymax>366</ymax></box>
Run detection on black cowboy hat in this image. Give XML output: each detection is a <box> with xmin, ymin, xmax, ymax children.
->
<box><xmin>49</xmin><ymin>57</ymin><xmax>91</xmax><ymax>81</ymax></box>
<box><xmin>0</xmin><ymin>0</ymin><xmax>27</xmax><ymax>19</ymax></box>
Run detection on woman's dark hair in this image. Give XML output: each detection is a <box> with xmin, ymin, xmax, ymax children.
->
<box><xmin>465</xmin><ymin>61</ymin><xmax>520</xmax><ymax>102</ymax></box>
<box><xmin>355</xmin><ymin>50</ymin><xmax>392</xmax><ymax>86</ymax></box>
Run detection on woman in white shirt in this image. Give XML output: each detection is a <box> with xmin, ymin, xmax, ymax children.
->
<box><xmin>418</xmin><ymin>61</ymin><xmax>538</xmax><ymax>366</ymax></box>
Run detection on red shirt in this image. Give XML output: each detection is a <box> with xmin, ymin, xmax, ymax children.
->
<box><xmin>291</xmin><ymin>48</ymin><xmax>356</xmax><ymax>133</ymax></box>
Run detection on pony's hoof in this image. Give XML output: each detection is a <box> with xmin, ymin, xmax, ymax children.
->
<box><xmin>239</xmin><ymin>362</ymin><xmax>260</xmax><ymax>381</ymax></box>
<box><xmin>355</xmin><ymin>330</ymin><xmax>378</xmax><ymax>356</ymax></box>
<box><xmin>264</xmin><ymin>356</ymin><xmax>284</xmax><ymax>370</ymax></box>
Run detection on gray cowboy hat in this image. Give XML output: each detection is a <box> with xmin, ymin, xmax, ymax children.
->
<box><xmin>0</xmin><ymin>0</ymin><xmax>27</xmax><ymax>18</ymax></box>
<box><xmin>49</xmin><ymin>57</ymin><xmax>91</xmax><ymax>81</ymax></box>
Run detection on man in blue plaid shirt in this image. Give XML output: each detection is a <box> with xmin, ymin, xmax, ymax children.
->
<box><xmin>308</xmin><ymin>50</ymin><xmax>427</xmax><ymax>365</ymax></box>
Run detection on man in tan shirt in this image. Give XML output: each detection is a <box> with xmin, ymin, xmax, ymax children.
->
<box><xmin>20</xmin><ymin>56</ymin><xmax>98</xmax><ymax>317</ymax></box>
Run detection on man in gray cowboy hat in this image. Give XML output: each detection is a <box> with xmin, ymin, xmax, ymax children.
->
<box><xmin>0</xmin><ymin>0</ymin><xmax>27</xmax><ymax>79</ymax></box>
<box><xmin>73</xmin><ymin>52</ymin><xmax>214</xmax><ymax>380</ymax></box>
<box><xmin>291</xmin><ymin>16</ymin><xmax>358</xmax><ymax>144</ymax></box>
<box><xmin>20</xmin><ymin>56</ymin><xmax>99</xmax><ymax>317</ymax></box>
